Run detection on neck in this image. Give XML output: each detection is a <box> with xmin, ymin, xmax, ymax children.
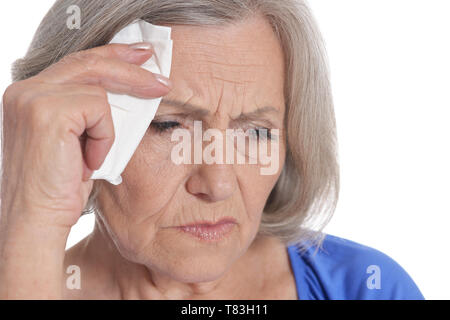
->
<box><xmin>64</xmin><ymin>217</ymin><xmax>271</xmax><ymax>299</ymax></box>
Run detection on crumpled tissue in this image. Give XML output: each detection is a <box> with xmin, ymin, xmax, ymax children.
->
<box><xmin>90</xmin><ymin>20</ymin><xmax>173</xmax><ymax>185</ymax></box>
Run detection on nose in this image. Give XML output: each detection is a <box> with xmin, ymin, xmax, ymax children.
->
<box><xmin>186</xmin><ymin>163</ymin><xmax>237</xmax><ymax>202</ymax></box>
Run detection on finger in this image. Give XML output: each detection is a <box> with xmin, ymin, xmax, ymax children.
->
<box><xmin>49</xmin><ymin>93</ymin><xmax>115</xmax><ymax>171</ymax></box>
<box><xmin>82</xmin><ymin>160</ymin><xmax>94</xmax><ymax>182</ymax></box>
<box><xmin>72</xmin><ymin>95</ymin><xmax>115</xmax><ymax>171</ymax></box>
<box><xmin>79</xmin><ymin>132</ymin><xmax>94</xmax><ymax>181</ymax></box>
<box><xmin>36</xmin><ymin>43</ymin><xmax>172</xmax><ymax>98</ymax></box>
<box><xmin>83</xmin><ymin>105</ymin><xmax>115</xmax><ymax>171</ymax></box>
<box><xmin>38</xmin><ymin>43</ymin><xmax>154</xmax><ymax>80</ymax></box>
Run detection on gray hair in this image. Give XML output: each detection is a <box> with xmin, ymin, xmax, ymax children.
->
<box><xmin>12</xmin><ymin>0</ymin><xmax>339</xmax><ymax>251</ymax></box>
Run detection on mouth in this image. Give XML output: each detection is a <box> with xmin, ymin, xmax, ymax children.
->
<box><xmin>175</xmin><ymin>217</ymin><xmax>237</xmax><ymax>242</ymax></box>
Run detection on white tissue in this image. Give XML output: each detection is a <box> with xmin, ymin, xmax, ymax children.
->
<box><xmin>90</xmin><ymin>20</ymin><xmax>173</xmax><ymax>185</ymax></box>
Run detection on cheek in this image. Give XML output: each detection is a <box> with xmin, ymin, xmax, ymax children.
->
<box><xmin>237</xmin><ymin>140</ymin><xmax>286</xmax><ymax>216</ymax></box>
<box><xmin>94</xmin><ymin>134</ymin><xmax>188</xmax><ymax>256</ymax></box>
<box><xmin>119</xmin><ymin>133</ymin><xmax>188</xmax><ymax>217</ymax></box>
<box><xmin>236</xmin><ymin>167</ymin><xmax>281</xmax><ymax>220</ymax></box>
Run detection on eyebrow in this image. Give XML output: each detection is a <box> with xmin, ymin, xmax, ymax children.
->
<box><xmin>160</xmin><ymin>98</ymin><xmax>280</xmax><ymax>125</ymax></box>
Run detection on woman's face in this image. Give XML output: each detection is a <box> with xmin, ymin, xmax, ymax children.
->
<box><xmin>96</xmin><ymin>15</ymin><xmax>286</xmax><ymax>282</ymax></box>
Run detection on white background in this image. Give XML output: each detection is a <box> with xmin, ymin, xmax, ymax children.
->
<box><xmin>0</xmin><ymin>1</ymin><xmax>448</xmax><ymax>299</ymax></box>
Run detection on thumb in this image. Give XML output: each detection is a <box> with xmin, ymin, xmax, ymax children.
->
<box><xmin>81</xmin><ymin>110</ymin><xmax>115</xmax><ymax>175</ymax></box>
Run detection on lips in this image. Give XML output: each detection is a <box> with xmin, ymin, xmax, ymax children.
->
<box><xmin>176</xmin><ymin>218</ymin><xmax>237</xmax><ymax>241</ymax></box>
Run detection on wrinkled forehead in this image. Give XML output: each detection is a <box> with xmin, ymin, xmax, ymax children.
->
<box><xmin>160</xmin><ymin>17</ymin><xmax>286</xmax><ymax>118</ymax></box>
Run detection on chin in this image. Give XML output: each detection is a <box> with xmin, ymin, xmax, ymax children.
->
<box><xmin>143</xmin><ymin>239</ymin><xmax>243</xmax><ymax>283</ymax></box>
<box><xmin>151</xmin><ymin>254</ymin><xmax>234</xmax><ymax>284</ymax></box>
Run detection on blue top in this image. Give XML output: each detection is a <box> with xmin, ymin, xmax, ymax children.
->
<box><xmin>287</xmin><ymin>234</ymin><xmax>425</xmax><ymax>300</ymax></box>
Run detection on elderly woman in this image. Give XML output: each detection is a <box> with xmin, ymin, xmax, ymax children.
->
<box><xmin>0</xmin><ymin>0</ymin><xmax>423</xmax><ymax>300</ymax></box>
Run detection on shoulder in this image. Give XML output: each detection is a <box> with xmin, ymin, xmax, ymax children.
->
<box><xmin>287</xmin><ymin>234</ymin><xmax>424</xmax><ymax>300</ymax></box>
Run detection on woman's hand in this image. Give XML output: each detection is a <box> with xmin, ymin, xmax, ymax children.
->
<box><xmin>0</xmin><ymin>42</ymin><xmax>172</xmax><ymax>298</ymax></box>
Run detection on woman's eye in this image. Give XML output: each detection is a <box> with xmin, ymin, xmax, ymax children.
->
<box><xmin>149</xmin><ymin>121</ymin><xmax>181</xmax><ymax>133</ymax></box>
<box><xmin>249</xmin><ymin>127</ymin><xmax>273</xmax><ymax>141</ymax></box>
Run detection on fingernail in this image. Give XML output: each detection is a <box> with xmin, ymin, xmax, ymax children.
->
<box><xmin>129</xmin><ymin>42</ymin><xmax>153</xmax><ymax>51</ymax></box>
<box><xmin>154</xmin><ymin>73</ymin><xmax>173</xmax><ymax>89</ymax></box>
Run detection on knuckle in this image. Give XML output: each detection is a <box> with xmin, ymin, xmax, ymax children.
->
<box><xmin>2</xmin><ymin>81</ymin><xmax>30</xmax><ymax>107</ymax></box>
<box><xmin>2</xmin><ymin>81</ymin><xmax>37</xmax><ymax>117</ymax></box>
<box><xmin>77</xmin><ymin>52</ymin><xmax>102</xmax><ymax>73</ymax></box>
<box><xmin>27</xmin><ymin>95</ymin><xmax>53</xmax><ymax>126</ymax></box>
<box><xmin>61</xmin><ymin>51</ymin><xmax>101</xmax><ymax>74</ymax></box>
<box><xmin>88</xmin><ymin>95</ymin><xmax>112</xmax><ymax>122</ymax></box>
<box><xmin>2</xmin><ymin>82</ymin><xmax>18</xmax><ymax>106</ymax></box>
<box><xmin>101</xmin><ymin>100</ymin><xmax>113</xmax><ymax>128</ymax></box>
<box><xmin>90</xmin><ymin>85</ymin><xmax>108</xmax><ymax>100</ymax></box>
<box><xmin>104</xmin><ymin>44</ymin><xmax>128</xmax><ymax>60</ymax></box>
<box><xmin>90</xmin><ymin>94</ymin><xmax>110</xmax><ymax>112</ymax></box>
<box><xmin>2</xmin><ymin>83</ymin><xmax>20</xmax><ymax>127</ymax></box>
